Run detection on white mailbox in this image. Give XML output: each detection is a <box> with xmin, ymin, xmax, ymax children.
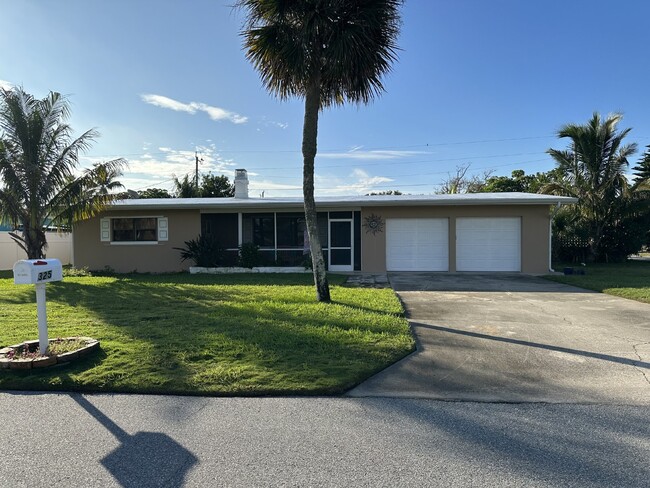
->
<box><xmin>12</xmin><ymin>259</ymin><xmax>63</xmax><ymax>355</ymax></box>
<box><xmin>13</xmin><ymin>259</ymin><xmax>63</xmax><ymax>285</ymax></box>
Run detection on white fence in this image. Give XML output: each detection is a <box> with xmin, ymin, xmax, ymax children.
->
<box><xmin>0</xmin><ymin>232</ymin><xmax>72</xmax><ymax>270</ymax></box>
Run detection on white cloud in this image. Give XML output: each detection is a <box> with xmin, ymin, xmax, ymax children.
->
<box><xmin>0</xmin><ymin>79</ymin><xmax>13</xmax><ymax>91</ymax></box>
<box><xmin>317</xmin><ymin>150</ymin><xmax>427</xmax><ymax>160</ymax></box>
<box><xmin>141</xmin><ymin>93</ymin><xmax>248</xmax><ymax>124</ymax></box>
<box><xmin>81</xmin><ymin>143</ymin><xmax>236</xmax><ymax>193</ymax></box>
<box><xmin>310</xmin><ymin>168</ymin><xmax>394</xmax><ymax>196</ymax></box>
<box><xmin>141</xmin><ymin>94</ymin><xmax>195</xmax><ymax>114</ymax></box>
<box><xmin>81</xmin><ymin>146</ymin><xmax>395</xmax><ymax>198</ymax></box>
<box><xmin>249</xmin><ymin>179</ymin><xmax>302</xmax><ymax>192</ymax></box>
<box><xmin>259</xmin><ymin>116</ymin><xmax>289</xmax><ymax>130</ymax></box>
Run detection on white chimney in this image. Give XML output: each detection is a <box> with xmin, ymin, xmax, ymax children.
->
<box><xmin>234</xmin><ymin>169</ymin><xmax>249</xmax><ymax>199</ymax></box>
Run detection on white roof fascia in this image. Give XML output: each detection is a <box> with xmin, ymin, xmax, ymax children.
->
<box><xmin>108</xmin><ymin>193</ymin><xmax>578</xmax><ymax>211</ymax></box>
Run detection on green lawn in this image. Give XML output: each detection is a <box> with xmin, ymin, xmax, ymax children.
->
<box><xmin>0</xmin><ymin>272</ymin><xmax>414</xmax><ymax>395</ymax></box>
<box><xmin>545</xmin><ymin>260</ymin><xmax>650</xmax><ymax>304</ymax></box>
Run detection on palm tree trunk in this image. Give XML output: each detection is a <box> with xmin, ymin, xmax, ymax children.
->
<box><xmin>302</xmin><ymin>79</ymin><xmax>331</xmax><ymax>303</ymax></box>
<box><xmin>24</xmin><ymin>224</ymin><xmax>45</xmax><ymax>259</ymax></box>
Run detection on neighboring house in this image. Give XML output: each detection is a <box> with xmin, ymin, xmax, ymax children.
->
<box><xmin>73</xmin><ymin>170</ymin><xmax>576</xmax><ymax>274</ymax></box>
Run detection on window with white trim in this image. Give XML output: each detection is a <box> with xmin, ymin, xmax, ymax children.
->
<box><xmin>100</xmin><ymin>217</ymin><xmax>168</xmax><ymax>243</ymax></box>
<box><xmin>112</xmin><ymin>218</ymin><xmax>157</xmax><ymax>242</ymax></box>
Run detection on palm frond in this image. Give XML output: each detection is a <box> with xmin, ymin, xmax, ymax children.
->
<box><xmin>238</xmin><ymin>0</ymin><xmax>403</xmax><ymax>108</ymax></box>
<box><xmin>0</xmin><ymin>87</ymin><xmax>125</xmax><ymax>258</ymax></box>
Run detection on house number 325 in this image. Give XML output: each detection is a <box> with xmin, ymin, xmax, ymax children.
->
<box><xmin>37</xmin><ymin>270</ymin><xmax>52</xmax><ymax>281</ymax></box>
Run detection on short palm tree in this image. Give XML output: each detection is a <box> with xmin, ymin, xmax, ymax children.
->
<box><xmin>544</xmin><ymin>112</ymin><xmax>637</xmax><ymax>260</ymax></box>
<box><xmin>0</xmin><ymin>87</ymin><xmax>126</xmax><ymax>259</ymax></box>
<box><xmin>238</xmin><ymin>0</ymin><xmax>402</xmax><ymax>302</ymax></box>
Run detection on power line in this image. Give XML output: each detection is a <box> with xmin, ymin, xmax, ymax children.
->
<box><xmin>83</xmin><ymin>134</ymin><xmax>563</xmax><ymax>159</ymax></box>
<box><xmin>253</xmin><ymin>160</ymin><xmax>553</xmax><ymax>192</ymax></box>
<box><xmin>246</xmin><ymin>151</ymin><xmax>549</xmax><ymax>172</ymax></box>
<box><xmin>256</xmin><ymin>157</ymin><xmax>550</xmax><ymax>180</ymax></box>
<box><xmin>122</xmin><ymin>156</ymin><xmax>548</xmax><ymax>192</ymax></box>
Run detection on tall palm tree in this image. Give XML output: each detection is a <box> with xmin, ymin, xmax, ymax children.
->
<box><xmin>0</xmin><ymin>87</ymin><xmax>126</xmax><ymax>259</ymax></box>
<box><xmin>543</xmin><ymin>112</ymin><xmax>637</xmax><ymax>260</ymax></box>
<box><xmin>238</xmin><ymin>0</ymin><xmax>402</xmax><ymax>302</ymax></box>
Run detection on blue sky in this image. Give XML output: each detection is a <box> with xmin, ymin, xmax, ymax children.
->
<box><xmin>2</xmin><ymin>0</ymin><xmax>649</xmax><ymax>196</ymax></box>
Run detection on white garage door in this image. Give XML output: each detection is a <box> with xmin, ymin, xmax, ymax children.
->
<box><xmin>386</xmin><ymin>218</ymin><xmax>449</xmax><ymax>271</ymax></box>
<box><xmin>456</xmin><ymin>217</ymin><xmax>521</xmax><ymax>271</ymax></box>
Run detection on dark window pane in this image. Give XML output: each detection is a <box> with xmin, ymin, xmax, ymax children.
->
<box><xmin>202</xmin><ymin>214</ymin><xmax>238</xmax><ymax>248</ymax></box>
<box><xmin>243</xmin><ymin>213</ymin><xmax>274</xmax><ymax>248</ymax></box>
<box><xmin>277</xmin><ymin>213</ymin><xmax>305</xmax><ymax>248</ymax></box>
<box><xmin>135</xmin><ymin>218</ymin><xmax>157</xmax><ymax>241</ymax></box>
<box><xmin>258</xmin><ymin>250</ymin><xmax>276</xmax><ymax>265</ymax></box>
<box><xmin>136</xmin><ymin>229</ymin><xmax>157</xmax><ymax>241</ymax></box>
<box><xmin>112</xmin><ymin>218</ymin><xmax>134</xmax><ymax>240</ymax></box>
<box><xmin>330</xmin><ymin>249</ymin><xmax>351</xmax><ymax>265</ymax></box>
<box><xmin>112</xmin><ymin>218</ymin><xmax>157</xmax><ymax>242</ymax></box>
<box><xmin>276</xmin><ymin>250</ymin><xmax>308</xmax><ymax>266</ymax></box>
<box><xmin>317</xmin><ymin>213</ymin><xmax>328</xmax><ymax>248</ymax></box>
<box><xmin>253</xmin><ymin>215</ymin><xmax>274</xmax><ymax>247</ymax></box>
<box><xmin>113</xmin><ymin>219</ymin><xmax>134</xmax><ymax>231</ymax></box>
<box><xmin>354</xmin><ymin>211</ymin><xmax>361</xmax><ymax>271</ymax></box>
<box><xmin>330</xmin><ymin>221</ymin><xmax>351</xmax><ymax>247</ymax></box>
<box><xmin>329</xmin><ymin>211</ymin><xmax>352</xmax><ymax>219</ymax></box>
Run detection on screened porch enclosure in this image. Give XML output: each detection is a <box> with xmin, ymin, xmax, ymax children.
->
<box><xmin>201</xmin><ymin>211</ymin><xmax>361</xmax><ymax>270</ymax></box>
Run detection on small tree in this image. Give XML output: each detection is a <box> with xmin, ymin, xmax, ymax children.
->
<box><xmin>200</xmin><ymin>173</ymin><xmax>234</xmax><ymax>197</ymax></box>
<box><xmin>173</xmin><ymin>173</ymin><xmax>234</xmax><ymax>198</ymax></box>
<box><xmin>0</xmin><ymin>87</ymin><xmax>126</xmax><ymax>258</ymax></box>
<box><xmin>436</xmin><ymin>164</ymin><xmax>493</xmax><ymax>194</ymax></box>
<box><xmin>138</xmin><ymin>188</ymin><xmax>173</xmax><ymax>199</ymax></box>
<box><xmin>173</xmin><ymin>174</ymin><xmax>199</xmax><ymax>198</ymax></box>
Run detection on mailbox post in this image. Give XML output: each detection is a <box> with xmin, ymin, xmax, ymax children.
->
<box><xmin>13</xmin><ymin>259</ymin><xmax>63</xmax><ymax>355</ymax></box>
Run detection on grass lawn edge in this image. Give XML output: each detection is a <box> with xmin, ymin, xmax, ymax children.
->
<box><xmin>1</xmin><ymin>273</ymin><xmax>415</xmax><ymax>396</ymax></box>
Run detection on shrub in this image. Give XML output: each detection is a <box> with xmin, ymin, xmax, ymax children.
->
<box><xmin>174</xmin><ymin>234</ymin><xmax>224</xmax><ymax>267</ymax></box>
<box><xmin>63</xmin><ymin>266</ymin><xmax>92</xmax><ymax>277</ymax></box>
<box><xmin>238</xmin><ymin>242</ymin><xmax>261</xmax><ymax>268</ymax></box>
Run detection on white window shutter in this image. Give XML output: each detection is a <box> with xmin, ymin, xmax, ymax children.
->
<box><xmin>100</xmin><ymin>218</ymin><xmax>111</xmax><ymax>242</ymax></box>
<box><xmin>158</xmin><ymin>217</ymin><xmax>169</xmax><ymax>241</ymax></box>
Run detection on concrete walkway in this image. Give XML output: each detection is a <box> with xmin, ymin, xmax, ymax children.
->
<box><xmin>348</xmin><ymin>273</ymin><xmax>650</xmax><ymax>404</ymax></box>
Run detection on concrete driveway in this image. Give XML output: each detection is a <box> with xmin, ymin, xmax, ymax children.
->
<box><xmin>348</xmin><ymin>274</ymin><xmax>650</xmax><ymax>404</ymax></box>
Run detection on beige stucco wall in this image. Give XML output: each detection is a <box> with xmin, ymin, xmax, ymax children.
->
<box><xmin>73</xmin><ymin>210</ymin><xmax>201</xmax><ymax>273</ymax></box>
<box><xmin>361</xmin><ymin>205</ymin><xmax>551</xmax><ymax>274</ymax></box>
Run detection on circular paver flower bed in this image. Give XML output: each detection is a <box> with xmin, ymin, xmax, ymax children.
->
<box><xmin>0</xmin><ymin>337</ymin><xmax>100</xmax><ymax>370</ymax></box>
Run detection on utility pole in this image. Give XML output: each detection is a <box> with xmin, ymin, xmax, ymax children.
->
<box><xmin>194</xmin><ymin>151</ymin><xmax>203</xmax><ymax>192</ymax></box>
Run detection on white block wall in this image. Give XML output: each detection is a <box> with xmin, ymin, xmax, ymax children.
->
<box><xmin>0</xmin><ymin>232</ymin><xmax>72</xmax><ymax>270</ymax></box>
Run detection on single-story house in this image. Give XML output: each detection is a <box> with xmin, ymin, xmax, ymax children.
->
<box><xmin>72</xmin><ymin>170</ymin><xmax>577</xmax><ymax>274</ymax></box>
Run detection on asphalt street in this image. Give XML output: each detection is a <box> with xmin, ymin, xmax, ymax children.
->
<box><xmin>1</xmin><ymin>392</ymin><xmax>648</xmax><ymax>487</ymax></box>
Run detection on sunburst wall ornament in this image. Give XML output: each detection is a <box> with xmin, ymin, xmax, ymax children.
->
<box><xmin>363</xmin><ymin>214</ymin><xmax>384</xmax><ymax>235</ymax></box>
